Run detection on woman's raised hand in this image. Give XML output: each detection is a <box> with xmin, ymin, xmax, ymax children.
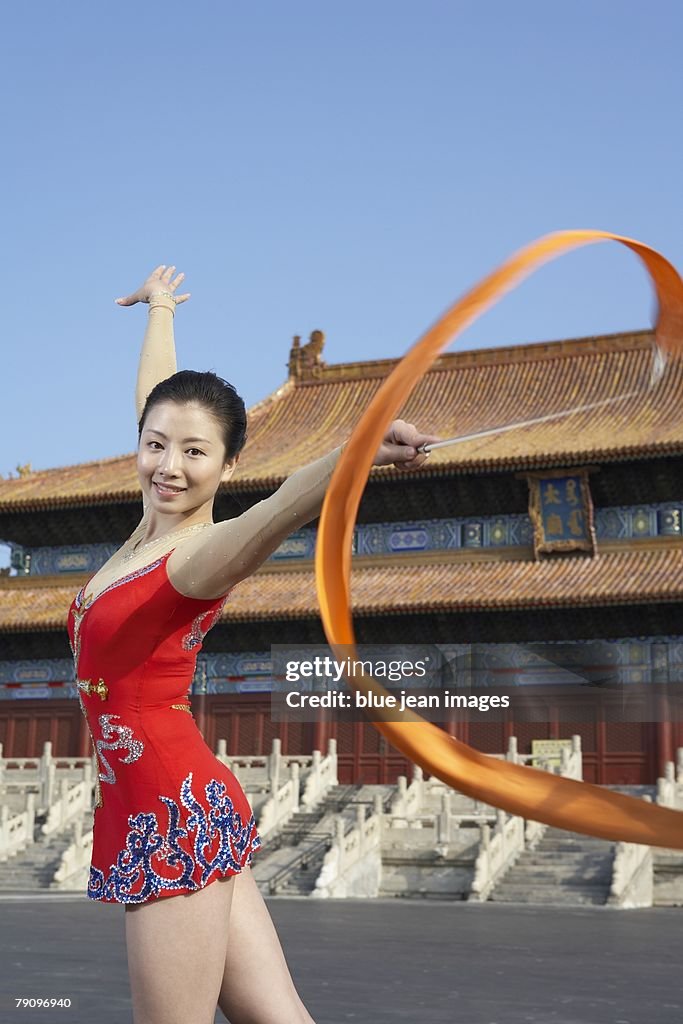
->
<box><xmin>372</xmin><ymin>419</ymin><xmax>441</xmax><ymax>471</ymax></box>
<box><xmin>115</xmin><ymin>265</ymin><xmax>191</xmax><ymax>307</ymax></box>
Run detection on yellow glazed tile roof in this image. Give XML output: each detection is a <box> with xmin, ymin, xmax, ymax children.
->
<box><xmin>2</xmin><ymin>329</ymin><xmax>682</xmax><ymax>512</ymax></box>
<box><xmin>2</xmin><ymin>548</ymin><xmax>682</xmax><ymax>631</ymax></box>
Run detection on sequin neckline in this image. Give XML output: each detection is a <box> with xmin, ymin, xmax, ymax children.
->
<box><xmin>75</xmin><ymin>548</ymin><xmax>177</xmax><ymax>618</ymax></box>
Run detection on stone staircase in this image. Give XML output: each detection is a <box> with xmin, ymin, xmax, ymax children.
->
<box><xmin>0</xmin><ymin>833</ymin><xmax>77</xmax><ymax>893</ymax></box>
<box><xmin>264</xmin><ymin>785</ymin><xmax>358</xmax><ymax>852</ymax></box>
<box><xmin>0</xmin><ymin>810</ymin><xmax>94</xmax><ymax>894</ymax></box>
<box><xmin>272</xmin><ymin>841</ymin><xmax>331</xmax><ymax>896</ymax></box>
<box><xmin>378</xmin><ymin>842</ymin><xmax>479</xmax><ymax>900</ymax></box>
<box><xmin>653</xmin><ymin>850</ymin><xmax>683</xmax><ymax>906</ymax></box>
<box><xmin>255</xmin><ymin>785</ymin><xmax>361</xmax><ymax>895</ymax></box>
<box><xmin>489</xmin><ymin>827</ymin><xmax>615</xmax><ymax>906</ymax></box>
<box><xmin>488</xmin><ymin>785</ymin><xmax>658</xmax><ymax>907</ymax></box>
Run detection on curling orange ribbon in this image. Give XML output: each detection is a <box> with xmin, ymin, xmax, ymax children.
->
<box><xmin>315</xmin><ymin>230</ymin><xmax>683</xmax><ymax>849</ymax></box>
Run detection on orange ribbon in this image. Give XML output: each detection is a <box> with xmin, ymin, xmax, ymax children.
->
<box><xmin>315</xmin><ymin>230</ymin><xmax>683</xmax><ymax>849</ymax></box>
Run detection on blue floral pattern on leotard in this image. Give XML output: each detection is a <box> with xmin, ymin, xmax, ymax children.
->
<box><xmin>87</xmin><ymin>770</ymin><xmax>262</xmax><ymax>903</ymax></box>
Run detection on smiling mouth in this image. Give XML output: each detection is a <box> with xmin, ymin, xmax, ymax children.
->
<box><xmin>154</xmin><ymin>482</ymin><xmax>186</xmax><ymax>494</ymax></box>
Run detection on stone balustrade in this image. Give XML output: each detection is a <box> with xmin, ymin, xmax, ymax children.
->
<box><xmin>52</xmin><ymin>817</ymin><xmax>93</xmax><ymax>891</ymax></box>
<box><xmin>300</xmin><ymin>739</ymin><xmax>338</xmax><ymax>809</ymax></box>
<box><xmin>0</xmin><ymin>740</ymin><xmax>93</xmax><ymax>813</ymax></box>
<box><xmin>609</xmin><ymin>841</ymin><xmax>653</xmax><ymax>908</ymax></box>
<box><xmin>0</xmin><ymin>793</ymin><xmax>36</xmax><ymax>862</ymax></box>
<box><xmin>0</xmin><ymin>740</ymin><xmax>94</xmax><ymax>861</ymax></box>
<box><xmin>313</xmin><ymin>794</ymin><xmax>384</xmax><ymax>898</ymax></box>
<box><xmin>41</xmin><ymin>770</ymin><xmax>94</xmax><ymax>838</ymax></box>
<box><xmin>388</xmin><ymin>764</ymin><xmax>425</xmax><ymax>821</ymax></box>
<box><xmin>255</xmin><ymin>766</ymin><xmax>300</xmax><ymax>838</ymax></box>
<box><xmin>467</xmin><ymin>735</ymin><xmax>584</xmax><ymax>901</ymax></box>
<box><xmin>508</xmin><ymin>734</ymin><xmax>583</xmax><ymax>781</ymax></box>
<box><xmin>469</xmin><ymin>810</ymin><xmax>525</xmax><ymax>902</ymax></box>
<box><xmin>656</xmin><ymin>755</ymin><xmax>683</xmax><ymax>810</ymax></box>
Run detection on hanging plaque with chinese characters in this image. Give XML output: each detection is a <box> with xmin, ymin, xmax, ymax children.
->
<box><xmin>524</xmin><ymin>468</ymin><xmax>597</xmax><ymax>557</ymax></box>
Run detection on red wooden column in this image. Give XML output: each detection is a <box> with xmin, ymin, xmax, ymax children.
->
<box><xmin>653</xmin><ymin>643</ymin><xmax>674</xmax><ymax>778</ymax></box>
<box><xmin>312</xmin><ymin>710</ymin><xmax>330</xmax><ymax>754</ymax></box>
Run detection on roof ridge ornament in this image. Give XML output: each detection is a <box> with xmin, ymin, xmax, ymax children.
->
<box><xmin>288</xmin><ymin>330</ymin><xmax>326</xmax><ymax>381</ymax></box>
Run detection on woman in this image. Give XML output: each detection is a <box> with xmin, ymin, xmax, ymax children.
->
<box><xmin>68</xmin><ymin>264</ymin><xmax>438</xmax><ymax>1024</ymax></box>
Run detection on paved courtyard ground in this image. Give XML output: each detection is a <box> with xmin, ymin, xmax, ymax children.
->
<box><xmin>0</xmin><ymin>893</ymin><xmax>679</xmax><ymax>1024</ymax></box>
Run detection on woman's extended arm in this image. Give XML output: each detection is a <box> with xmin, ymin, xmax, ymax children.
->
<box><xmin>169</xmin><ymin>420</ymin><xmax>441</xmax><ymax>600</ymax></box>
<box><xmin>135</xmin><ymin>298</ymin><xmax>177</xmax><ymax>422</ymax></box>
<box><xmin>115</xmin><ymin>264</ymin><xmax>191</xmax><ymax>422</ymax></box>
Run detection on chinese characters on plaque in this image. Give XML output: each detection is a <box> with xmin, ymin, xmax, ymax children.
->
<box><xmin>523</xmin><ymin>468</ymin><xmax>597</xmax><ymax>557</ymax></box>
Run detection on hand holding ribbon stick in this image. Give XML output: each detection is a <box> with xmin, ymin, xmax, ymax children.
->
<box><xmin>316</xmin><ymin>229</ymin><xmax>683</xmax><ymax>850</ymax></box>
<box><xmin>373</xmin><ymin>419</ymin><xmax>441</xmax><ymax>469</ymax></box>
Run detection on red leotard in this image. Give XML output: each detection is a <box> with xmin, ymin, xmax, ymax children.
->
<box><xmin>66</xmin><ymin>547</ymin><xmax>261</xmax><ymax>905</ymax></box>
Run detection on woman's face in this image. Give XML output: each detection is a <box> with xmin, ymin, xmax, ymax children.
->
<box><xmin>137</xmin><ymin>400</ymin><xmax>238</xmax><ymax>516</ymax></box>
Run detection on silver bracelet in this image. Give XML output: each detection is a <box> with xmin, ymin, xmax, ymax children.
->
<box><xmin>148</xmin><ymin>291</ymin><xmax>176</xmax><ymax>315</ymax></box>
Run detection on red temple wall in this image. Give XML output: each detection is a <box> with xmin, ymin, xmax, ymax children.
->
<box><xmin>1</xmin><ymin>695</ymin><xmax>679</xmax><ymax>786</ymax></box>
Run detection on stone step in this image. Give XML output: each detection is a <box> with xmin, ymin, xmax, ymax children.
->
<box><xmin>502</xmin><ymin>871</ymin><xmax>611</xmax><ymax>887</ymax></box>
<box><xmin>278</xmin><ymin>874</ymin><xmax>318</xmax><ymax>885</ymax></box>
<box><xmin>381</xmin><ymin>854</ymin><xmax>474</xmax><ymax>868</ymax></box>
<box><xmin>542</xmin><ymin>827</ymin><xmax>615</xmax><ymax>840</ymax></box>
<box><xmin>6</xmin><ymin>846</ymin><xmax>68</xmax><ymax>861</ymax></box>
<box><xmin>276</xmin><ymin>881</ymin><xmax>317</xmax><ymax>892</ymax></box>
<box><xmin>0</xmin><ymin>862</ymin><xmax>62</xmax><ymax>877</ymax></box>
<box><xmin>507</xmin><ymin>853</ymin><xmax>612</xmax><ymax>867</ymax></box>
<box><xmin>534</xmin><ymin>841</ymin><xmax>613</xmax><ymax>852</ymax></box>
<box><xmin>0</xmin><ymin>878</ymin><xmax>54</xmax><ymax>890</ymax></box>
<box><xmin>537</xmin><ymin>831</ymin><xmax>614</xmax><ymax>843</ymax></box>
<box><xmin>490</xmin><ymin>887</ymin><xmax>606</xmax><ymax>905</ymax></box>
<box><xmin>515</xmin><ymin>863</ymin><xmax>611</xmax><ymax>875</ymax></box>
<box><xmin>274</xmin><ymin>878</ymin><xmax>318</xmax><ymax>894</ymax></box>
<box><xmin>519</xmin><ymin>851</ymin><xmax>611</xmax><ymax>863</ymax></box>
<box><xmin>0</xmin><ymin>866</ymin><xmax>57</xmax><ymax>876</ymax></box>
<box><xmin>0</xmin><ymin>831</ymin><xmax>77</xmax><ymax>891</ymax></box>
<box><xmin>654</xmin><ymin>861</ymin><xmax>683</xmax><ymax>874</ymax></box>
<box><xmin>495</xmin><ymin>874</ymin><xmax>608</xmax><ymax>888</ymax></box>
<box><xmin>378</xmin><ymin>883</ymin><xmax>467</xmax><ymax>901</ymax></box>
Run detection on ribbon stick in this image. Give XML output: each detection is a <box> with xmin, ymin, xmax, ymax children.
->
<box><xmin>315</xmin><ymin>229</ymin><xmax>683</xmax><ymax>849</ymax></box>
<box><xmin>417</xmin><ymin>389</ymin><xmax>642</xmax><ymax>454</ymax></box>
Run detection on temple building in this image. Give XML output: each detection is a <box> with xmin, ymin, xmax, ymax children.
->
<box><xmin>1</xmin><ymin>327</ymin><xmax>682</xmax><ymax>786</ymax></box>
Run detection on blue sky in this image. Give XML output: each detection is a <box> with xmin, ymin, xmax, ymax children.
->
<box><xmin>1</xmin><ymin>1</ymin><xmax>681</xmax><ymax>499</ymax></box>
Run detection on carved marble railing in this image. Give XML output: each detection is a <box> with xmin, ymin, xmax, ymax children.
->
<box><xmin>299</xmin><ymin>740</ymin><xmax>338</xmax><ymax>809</ymax></box>
<box><xmin>608</xmin><ymin>839</ymin><xmax>653</xmax><ymax>908</ymax></box>
<box><xmin>53</xmin><ymin>818</ymin><xmax>93</xmax><ymax>891</ymax></box>
<box><xmin>0</xmin><ymin>740</ymin><xmax>92</xmax><ymax>812</ymax></box>
<box><xmin>468</xmin><ymin>810</ymin><xmax>525</xmax><ymax>902</ymax></box>
<box><xmin>388</xmin><ymin>764</ymin><xmax>425</xmax><ymax>821</ymax></box>
<box><xmin>312</xmin><ymin>795</ymin><xmax>383</xmax><ymax>898</ymax></box>
<box><xmin>655</xmin><ymin>750</ymin><xmax>683</xmax><ymax>810</ymax></box>
<box><xmin>607</xmin><ymin>748</ymin><xmax>683</xmax><ymax>908</ymax></box>
<box><xmin>608</xmin><ymin>789</ymin><xmax>657</xmax><ymax>908</ymax></box>
<box><xmin>467</xmin><ymin>735</ymin><xmax>584</xmax><ymax>901</ymax></box>
<box><xmin>0</xmin><ymin>793</ymin><xmax>36</xmax><ymax>861</ymax></box>
<box><xmin>41</xmin><ymin>770</ymin><xmax>94</xmax><ymax>838</ymax></box>
<box><xmin>214</xmin><ymin>737</ymin><xmax>338</xmax><ymax>812</ymax></box>
<box><xmin>254</xmin><ymin>765</ymin><xmax>300</xmax><ymax>839</ymax></box>
<box><xmin>509</xmin><ymin>734</ymin><xmax>583</xmax><ymax>781</ymax></box>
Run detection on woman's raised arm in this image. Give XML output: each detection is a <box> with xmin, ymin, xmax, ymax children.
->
<box><xmin>167</xmin><ymin>419</ymin><xmax>441</xmax><ymax>600</ymax></box>
<box><xmin>115</xmin><ymin>264</ymin><xmax>191</xmax><ymax>423</ymax></box>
